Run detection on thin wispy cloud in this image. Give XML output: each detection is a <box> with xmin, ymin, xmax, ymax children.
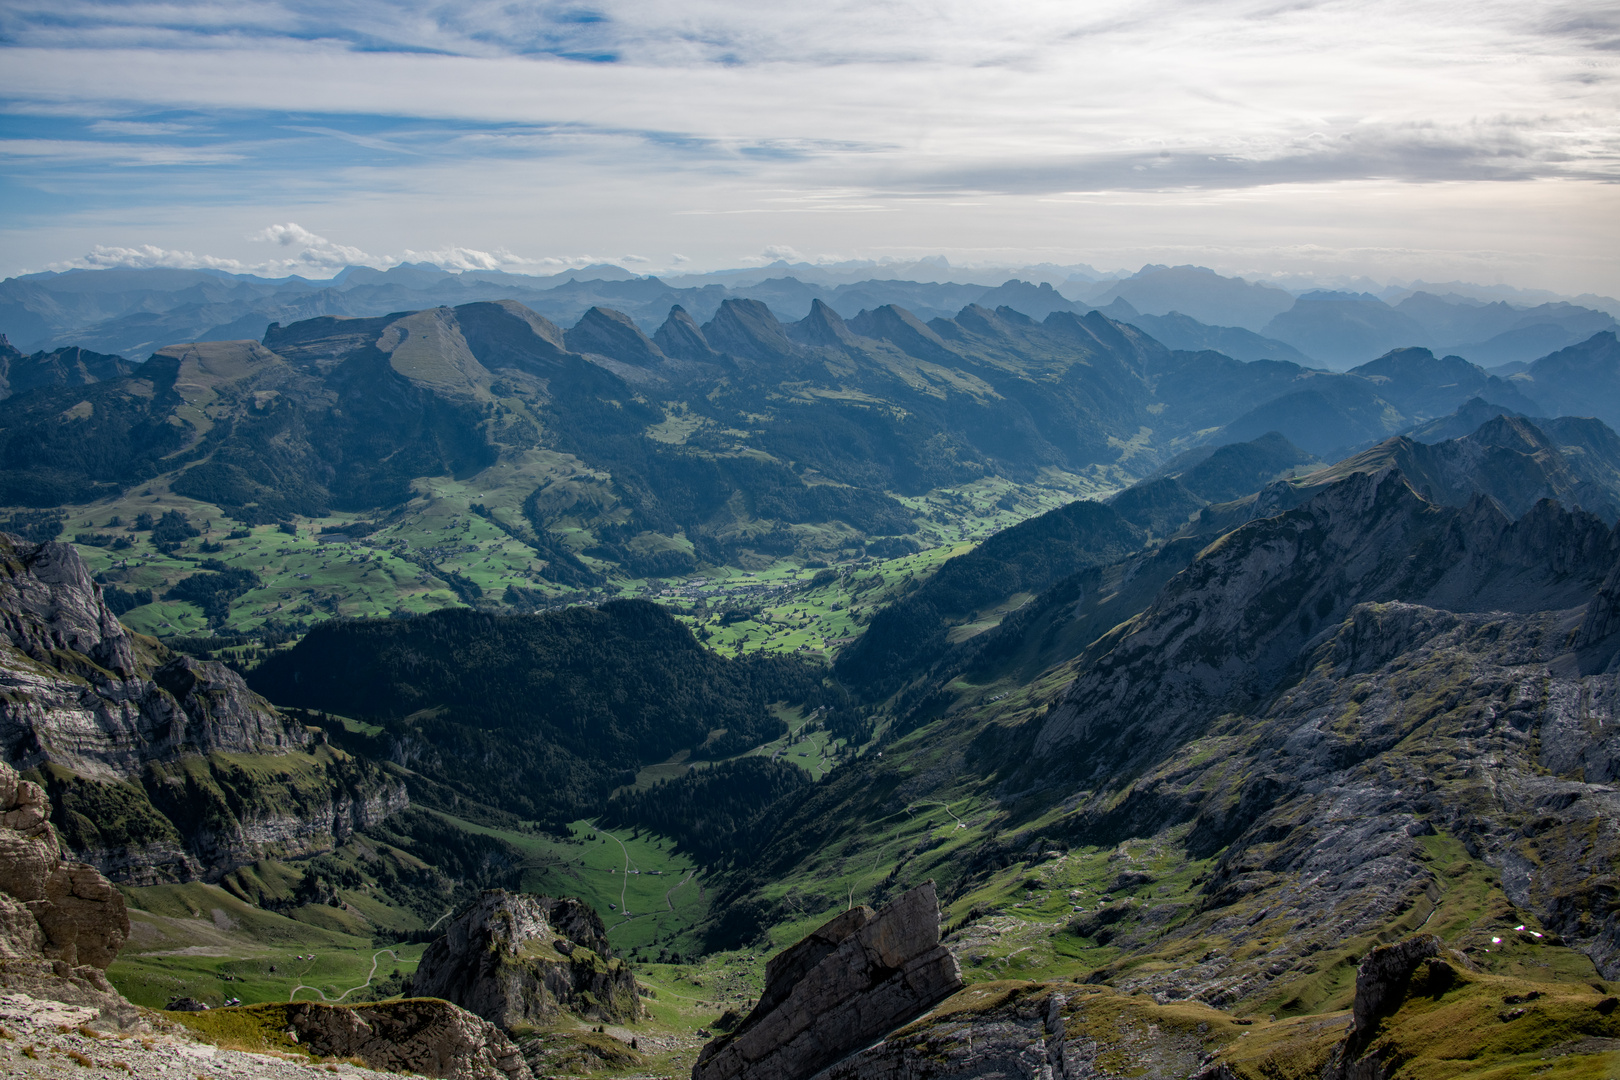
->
<box><xmin>1</xmin><ymin>1</ymin><xmax>1617</xmax><ymax>291</ymax></box>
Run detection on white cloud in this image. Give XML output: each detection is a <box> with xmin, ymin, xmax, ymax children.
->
<box><xmin>3</xmin><ymin>1</ymin><xmax>1619</xmax><ymax>291</ymax></box>
<box><xmin>43</xmin><ymin>223</ymin><xmax>637</xmax><ymax>279</ymax></box>
<box><xmin>72</xmin><ymin>243</ymin><xmax>249</xmax><ymax>271</ymax></box>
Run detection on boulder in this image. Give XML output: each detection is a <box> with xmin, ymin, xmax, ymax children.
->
<box><xmin>410</xmin><ymin>890</ymin><xmax>641</xmax><ymax>1029</ymax></box>
<box><xmin>693</xmin><ymin>881</ymin><xmax>962</xmax><ymax>1080</ymax></box>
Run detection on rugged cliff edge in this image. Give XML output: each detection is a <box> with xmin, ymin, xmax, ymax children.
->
<box><xmin>0</xmin><ymin>755</ymin><xmax>135</xmax><ymax>1028</ymax></box>
<box><xmin>0</xmin><ymin>533</ymin><xmax>406</xmax><ymax>882</ymax></box>
<box><xmin>409</xmin><ymin>890</ymin><xmax>642</xmax><ymax>1029</ymax></box>
<box><xmin>693</xmin><ymin>882</ymin><xmax>962</xmax><ymax>1080</ymax></box>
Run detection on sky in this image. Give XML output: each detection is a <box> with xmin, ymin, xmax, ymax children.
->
<box><xmin>1</xmin><ymin>0</ymin><xmax>1618</xmax><ymax>294</ymax></box>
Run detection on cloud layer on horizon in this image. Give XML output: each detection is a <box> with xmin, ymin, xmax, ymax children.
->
<box><xmin>1</xmin><ymin>0</ymin><xmax>1617</xmax><ymax>291</ymax></box>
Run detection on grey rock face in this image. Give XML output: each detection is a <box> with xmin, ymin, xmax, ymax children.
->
<box><xmin>283</xmin><ymin>999</ymin><xmax>535</xmax><ymax>1080</ymax></box>
<box><xmin>410</xmin><ymin>890</ymin><xmax>640</xmax><ymax>1030</ymax></box>
<box><xmin>0</xmin><ymin>533</ymin><xmax>406</xmax><ymax>883</ymax></box>
<box><xmin>693</xmin><ymin>881</ymin><xmax>962</xmax><ymax>1080</ymax></box>
<box><xmin>1034</xmin><ymin>470</ymin><xmax>1615</xmax><ymax>778</ymax></box>
<box><xmin>0</xmin><ymin>535</ymin><xmax>308</xmax><ymax>779</ymax></box>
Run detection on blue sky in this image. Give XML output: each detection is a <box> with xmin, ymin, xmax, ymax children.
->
<box><xmin>2</xmin><ymin>0</ymin><xmax>1618</xmax><ymax>292</ymax></box>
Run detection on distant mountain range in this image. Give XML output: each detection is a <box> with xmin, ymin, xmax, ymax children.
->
<box><xmin>4</xmin><ymin>267</ymin><xmax>1620</xmax><ymax>637</ymax></box>
<box><xmin>5</xmin><ymin>263</ymin><xmax>1617</xmax><ymax>371</ymax></box>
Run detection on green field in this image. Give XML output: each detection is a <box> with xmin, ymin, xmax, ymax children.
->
<box><xmin>111</xmin><ymin>881</ymin><xmax>426</xmax><ymax>1010</ymax></box>
<box><xmin>51</xmin><ymin>446</ymin><xmax>1112</xmax><ymax>649</ymax></box>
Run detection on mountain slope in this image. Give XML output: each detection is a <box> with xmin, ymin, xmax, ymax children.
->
<box><xmin>248</xmin><ymin>600</ymin><xmax>824</xmax><ymax>828</ymax></box>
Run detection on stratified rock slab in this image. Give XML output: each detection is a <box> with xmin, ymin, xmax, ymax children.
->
<box><xmin>693</xmin><ymin>881</ymin><xmax>962</xmax><ymax>1080</ymax></box>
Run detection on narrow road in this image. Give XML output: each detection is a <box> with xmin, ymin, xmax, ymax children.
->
<box><xmin>288</xmin><ymin>949</ymin><xmax>399</xmax><ymax>1004</ymax></box>
<box><xmin>598</xmin><ymin>828</ymin><xmax>636</xmax><ymax>916</ymax></box>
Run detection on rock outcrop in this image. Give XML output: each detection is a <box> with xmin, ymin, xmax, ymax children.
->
<box><xmin>0</xmin><ymin>756</ymin><xmax>136</xmax><ymax>1028</ymax></box>
<box><xmin>409</xmin><ymin>890</ymin><xmax>641</xmax><ymax>1029</ymax></box>
<box><xmin>0</xmin><ymin>533</ymin><xmax>407</xmax><ymax>883</ymax></box>
<box><xmin>693</xmin><ymin>882</ymin><xmax>962</xmax><ymax>1080</ymax></box>
<box><xmin>814</xmin><ymin>980</ymin><xmax>1248</xmax><ymax>1080</ymax></box>
<box><xmin>281</xmin><ymin>999</ymin><xmax>534</xmax><ymax>1080</ymax></box>
<box><xmin>0</xmin><ymin>535</ymin><xmax>308</xmax><ymax>780</ymax></box>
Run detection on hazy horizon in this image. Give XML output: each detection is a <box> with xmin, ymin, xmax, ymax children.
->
<box><xmin>2</xmin><ymin>1</ymin><xmax>1617</xmax><ymax>294</ymax></box>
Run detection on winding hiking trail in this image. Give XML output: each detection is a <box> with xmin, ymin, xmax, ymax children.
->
<box><xmin>908</xmin><ymin>800</ymin><xmax>969</xmax><ymax>829</ymax></box>
<box><xmin>288</xmin><ymin>948</ymin><xmax>400</xmax><ymax>1004</ymax></box>
<box><xmin>665</xmin><ymin>868</ymin><xmax>696</xmax><ymax>911</ymax></box>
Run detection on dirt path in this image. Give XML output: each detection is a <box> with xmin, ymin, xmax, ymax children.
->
<box><xmin>288</xmin><ymin>949</ymin><xmax>399</xmax><ymax>1004</ymax></box>
<box><xmin>598</xmin><ymin>828</ymin><xmax>637</xmax><ymax>916</ymax></box>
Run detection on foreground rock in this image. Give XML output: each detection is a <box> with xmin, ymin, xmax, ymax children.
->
<box><xmin>410</xmin><ymin>890</ymin><xmax>641</xmax><ymax>1029</ymax></box>
<box><xmin>0</xmin><ymin>991</ymin><xmax>454</xmax><ymax>1079</ymax></box>
<box><xmin>0</xmin><ymin>757</ymin><xmax>135</xmax><ymax>1028</ymax></box>
<box><xmin>693</xmin><ymin>881</ymin><xmax>962</xmax><ymax>1080</ymax></box>
<box><xmin>818</xmin><ymin>980</ymin><xmax>1248</xmax><ymax>1080</ymax></box>
<box><xmin>280</xmin><ymin>999</ymin><xmax>534</xmax><ymax>1080</ymax></box>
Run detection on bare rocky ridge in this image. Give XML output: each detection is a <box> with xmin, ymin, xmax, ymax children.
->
<box><xmin>0</xmin><ymin>535</ymin><xmax>307</xmax><ymax>777</ymax></box>
<box><xmin>964</xmin><ymin>468</ymin><xmax>1620</xmax><ymax>1007</ymax></box>
<box><xmin>0</xmin><ymin>533</ymin><xmax>406</xmax><ymax>883</ymax></box>
<box><xmin>409</xmin><ymin>890</ymin><xmax>642</xmax><ymax>1029</ymax></box>
<box><xmin>812</xmin><ymin>981</ymin><xmax>1244</xmax><ymax>1080</ymax></box>
<box><xmin>693</xmin><ymin>881</ymin><xmax>962</xmax><ymax>1080</ymax></box>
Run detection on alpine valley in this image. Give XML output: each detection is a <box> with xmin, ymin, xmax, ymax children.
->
<box><xmin>4</xmin><ymin>261</ymin><xmax>1620</xmax><ymax>1080</ymax></box>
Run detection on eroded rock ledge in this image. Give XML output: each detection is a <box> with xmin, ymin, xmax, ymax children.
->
<box><xmin>693</xmin><ymin>881</ymin><xmax>962</xmax><ymax>1080</ymax></box>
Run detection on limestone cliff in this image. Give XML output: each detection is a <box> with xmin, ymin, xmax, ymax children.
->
<box><xmin>693</xmin><ymin>882</ymin><xmax>962</xmax><ymax>1080</ymax></box>
<box><xmin>409</xmin><ymin>890</ymin><xmax>641</xmax><ymax>1029</ymax></box>
<box><xmin>0</xmin><ymin>533</ymin><xmax>406</xmax><ymax>883</ymax></box>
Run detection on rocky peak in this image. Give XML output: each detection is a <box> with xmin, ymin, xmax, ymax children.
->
<box><xmin>693</xmin><ymin>881</ymin><xmax>962</xmax><ymax>1080</ymax></box>
<box><xmin>701</xmin><ymin>298</ymin><xmax>797</xmax><ymax>363</ymax></box>
<box><xmin>409</xmin><ymin>890</ymin><xmax>639</xmax><ymax>1030</ymax></box>
<box><xmin>654</xmin><ymin>305</ymin><xmax>718</xmax><ymax>360</ymax></box>
<box><xmin>848</xmin><ymin>304</ymin><xmax>955</xmax><ymax>363</ymax></box>
<box><xmin>786</xmin><ymin>299</ymin><xmax>857</xmax><ymax>348</ymax></box>
<box><xmin>1</xmin><ymin>537</ymin><xmax>136</xmax><ymax>680</ymax></box>
<box><xmin>565</xmin><ymin>307</ymin><xmax>665</xmax><ymax>366</ymax></box>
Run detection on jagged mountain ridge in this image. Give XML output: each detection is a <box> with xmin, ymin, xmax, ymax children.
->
<box><xmin>0</xmin><ymin>334</ymin><xmax>132</xmax><ymax>401</ymax></box>
<box><xmin>3</xmin><ymin>290</ymin><xmax>1616</xmax><ymax>633</ymax></box>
